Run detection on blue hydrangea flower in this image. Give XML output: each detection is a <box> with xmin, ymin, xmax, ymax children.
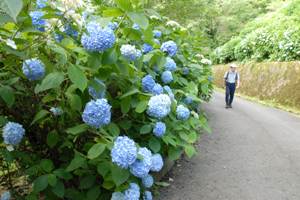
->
<box><xmin>136</xmin><ymin>50</ymin><xmax>142</xmax><ymax>58</ymax></box>
<box><xmin>108</xmin><ymin>22</ymin><xmax>118</xmax><ymax>30</ymax></box>
<box><xmin>142</xmin><ymin>174</ymin><xmax>154</xmax><ymax>188</ymax></box>
<box><xmin>0</xmin><ymin>191</ymin><xmax>11</xmax><ymax>200</ymax></box>
<box><xmin>154</xmin><ymin>39</ymin><xmax>160</xmax><ymax>45</ymax></box>
<box><xmin>160</xmin><ymin>41</ymin><xmax>177</xmax><ymax>57</ymax></box>
<box><xmin>50</xmin><ymin>107</ymin><xmax>63</xmax><ymax>116</ymax></box>
<box><xmin>176</xmin><ymin>105</ymin><xmax>190</xmax><ymax>120</ymax></box>
<box><xmin>111</xmin><ymin>136</ymin><xmax>137</xmax><ymax>169</ymax></box>
<box><xmin>64</xmin><ymin>24</ymin><xmax>78</xmax><ymax>38</ymax></box>
<box><xmin>132</xmin><ymin>23</ymin><xmax>140</xmax><ymax>30</ymax></box>
<box><xmin>81</xmin><ymin>21</ymin><xmax>115</xmax><ymax>52</ymax></box>
<box><xmin>165</xmin><ymin>57</ymin><xmax>177</xmax><ymax>71</ymax></box>
<box><xmin>142</xmin><ymin>75</ymin><xmax>156</xmax><ymax>93</ymax></box>
<box><xmin>37</xmin><ymin>0</ymin><xmax>47</xmax><ymax>9</ymax></box>
<box><xmin>22</xmin><ymin>59</ymin><xmax>45</xmax><ymax>81</ymax></box>
<box><xmin>120</xmin><ymin>45</ymin><xmax>140</xmax><ymax>61</ymax></box>
<box><xmin>153</xmin><ymin>30</ymin><xmax>162</xmax><ymax>38</ymax></box>
<box><xmin>2</xmin><ymin>122</ymin><xmax>25</xmax><ymax>146</ymax></box>
<box><xmin>182</xmin><ymin>67</ymin><xmax>189</xmax><ymax>75</ymax></box>
<box><xmin>150</xmin><ymin>154</ymin><xmax>164</xmax><ymax>172</ymax></box>
<box><xmin>208</xmin><ymin>76</ymin><xmax>213</xmax><ymax>82</ymax></box>
<box><xmin>54</xmin><ymin>33</ymin><xmax>64</xmax><ymax>42</ymax></box>
<box><xmin>82</xmin><ymin>99</ymin><xmax>111</xmax><ymax>128</ymax></box>
<box><xmin>153</xmin><ymin>121</ymin><xmax>166</xmax><ymax>137</ymax></box>
<box><xmin>124</xmin><ymin>183</ymin><xmax>140</xmax><ymax>200</ymax></box>
<box><xmin>147</xmin><ymin>94</ymin><xmax>171</xmax><ymax>119</ymax></box>
<box><xmin>143</xmin><ymin>191</ymin><xmax>153</xmax><ymax>200</ymax></box>
<box><xmin>30</xmin><ymin>11</ymin><xmax>46</xmax><ymax>31</ymax></box>
<box><xmin>142</xmin><ymin>43</ymin><xmax>153</xmax><ymax>54</ymax></box>
<box><xmin>111</xmin><ymin>192</ymin><xmax>125</xmax><ymax>200</ymax></box>
<box><xmin>161</xmin><ymin>71</ymin><xmax>173</xmax><ymax>84</ymax></box>
<box><xmin>88</xmin><ymin>79</ymin><xmax>106</xmax><ymax>99</ymax></box>
<box><xmin>163</xmin><ymin>86</ymin><xmax>174</xmax><ymax>100</ymax></box>
<box><xmin>130</xmin><ymin>147</ymin><xmax>152</xmax><ymax>178</ymax></box>
<box><xmin>151</xmin><ymin>84</ymin><xmax>163</xmax><ymax>95</ymax></box>
<box><xmin>183</xmin><ymin>96</ymin><xmax>193</xmax><ymax>105</ymax></box>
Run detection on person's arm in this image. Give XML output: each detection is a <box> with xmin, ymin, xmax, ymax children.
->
<box><xmin>224</xmin><ymin>72</ymin><xmax>228</xmax><ymax>88</ymax></box>
<box><xmin>236</xmin><ymin>73</ymin><xmax>240</xmax><ymax>88</ymax></box>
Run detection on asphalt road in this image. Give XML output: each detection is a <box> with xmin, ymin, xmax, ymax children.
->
<box><xmin>158</xmin><ymin>92</ymin><xmax>300</xmax><ymax>200</ymax></box>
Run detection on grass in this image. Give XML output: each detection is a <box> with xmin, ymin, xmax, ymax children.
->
<box><xmin>214</xmin><ymin>86</ymin><xmax>300</xmax><ymax>116</ymax></box>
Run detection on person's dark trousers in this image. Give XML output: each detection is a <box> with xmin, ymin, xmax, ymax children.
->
<box><xmin>225</xmin><ymin>82</ymin><xmax>236</xmax><ymax>106</ymax></box>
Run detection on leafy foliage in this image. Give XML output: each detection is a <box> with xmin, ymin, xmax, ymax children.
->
<box><xmin>0</xmin><ymin>0</ymin><xmax>213</xmax><ymax>199</ymax></box>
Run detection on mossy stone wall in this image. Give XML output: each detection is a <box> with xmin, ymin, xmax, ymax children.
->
<box><xmin>213</xmin><ymin>62</ymin><xmax>300</xmax><ymax>110</ymax></box>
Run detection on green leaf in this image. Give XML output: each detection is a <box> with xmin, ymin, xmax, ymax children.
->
<box><xmin>107</xmin><ymin>123</ymin><xmax>120</xmax><ymax>137</ymax></box>
<box><xmin>40</xmin><ymin>159</ymin><xmax>54</xmax><ymax>173</ymax></box>
<box><xmin>127</xmin><ymin>12</ymin><xmax>149</xmax><ymax>30</ymax></box>
<box><xmin>140</xmin><ymin>124</ymin><xmax>152</xmax><ymax>134</ymax></box>
<box><xmin>35</xmin><ymin>72</ymin><xmax>64</xmax><ymax>93</ymax></box>
<box><xmin>121</xmin><ymin>97</ymin><xmax>131</xmax><ymax>114</ymax></box>
<box><xmin>187</xmin><ymin>132</ymin><xmax>198</xmax><ymax>143</ymax></box>
<box><xmin>33</xmin><ymin>175</ymin><xmax>48</xmax><ymax>192</ymax></box>
<box><xmin>31</xmin><ymin>110</ymin><xmax>49</xmax><ymax>125</ymax></box>
<box><xmin>67</xmin><ymin>65</ymin><xmax>87</xmax><ymax>92</ymax></box>
<box><xmin>66</xmin><ymin>124</ymin><xmax>89</xmax><ymax>135</ymax></box>
<box><xmin>86</xmin><ymin>186</ymin><xmax>101</xmax><ymax>200</ymax></box>
<box><xmin>87</xmin><ymin>143</ymin><xmax>106</xmax><ymax>159</ymax></box>
<box><xmin>115</xmin><ymin>0</ymin><xmax>132</xmax><ymax>11</ymax></box>
<box><xmin>168</xmin><ymin>147</ymin><xmax>182</xmax><ymax>161</ymax></box>
<box><xmin>103</xmin><ymin>7</ymin><xmax>123</xmax><ymax>17</ymax></box>
<box><xmin>135</xmin><ymin>100</ymin><xmax>148</xmax><ymax>113</ymax></box>
<box><xmin>184</xmin><ymin>145</ymin><xmax>196</xmax><ymax>158</ymax></box>
<box><xmin>47</xmin><ymin>174</ymin><xmax>57</xmax><ymax>187</ymax></box>
<box><xmin>111</xmin><ymin>166</ymin><xmax>129</xmax><ymax>186</ymax></box>
<box><xmin>66</xmin><ymin>153</ymin><xmax>86</xmax><ymax>172</ymax></box>
<box><xmin>52</xmin><ymin>180</ymin><xmax>65</xmax><ymax>198</ymax></box>
<box><xmin>67</xmin><ymin>94</ymin><xmax>82</xmax><ymax>111</ymax></box>
<box><xmin>47</xmin><ymin>131</ymin><xmax>59</xmax><ymax>148</ymax></box>
<box><xmin>0</xmin><ymin>0</ymin><xmax>23</xmax><ymax>22</ymax></box>
<box><xmin>120</xmin><ymin>88</ymin><xmax>140</xmax><ymax>99</ymax></box>
<box><xmin>0</xmin><ymin>86</ymin><xmax>15</xmax><ymax>107</ymax></box>
<box><xmin>148</xmin><ymin>137</ymin><xmax>161</xmax><ymax>153</ymax></box>
<box><xmin>79</xmin><ymin>175</ymin><xmax>96</xmax><ymax>189</ymax></box>
<box><xmin>97</xmin><ymin>162</ymin><xmax>110</xmax><ymax>177</ymax></box>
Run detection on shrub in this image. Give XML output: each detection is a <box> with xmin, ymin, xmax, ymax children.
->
<box><xmin>0</xmin><ymin>0</ymin><xmax>212</xmax><ymax>199</ymax></box>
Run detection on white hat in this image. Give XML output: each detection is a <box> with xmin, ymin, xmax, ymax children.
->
<box><xmin>229</xmin><ymin>63</ymin><xmax>238</xmax><ymax>68</ymax></box>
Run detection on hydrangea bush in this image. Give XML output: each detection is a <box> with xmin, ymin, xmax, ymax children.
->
<box><xmin>0</xmin><ymin>0</ymin><xmax>213</xmax><ymax>199</ymax></box>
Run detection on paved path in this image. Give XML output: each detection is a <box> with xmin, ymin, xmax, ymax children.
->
<box><xmin>158</xmin><ymin>92</ymin><xmax>300</xmax><ymax>200</ymax></box>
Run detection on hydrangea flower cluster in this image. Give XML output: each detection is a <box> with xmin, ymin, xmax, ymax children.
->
<box><xmin>88</xmin><ymin>79</ymin><xmax>106</xmax><ymax>99</ymax></box>
<box><xmin>64</xmin><ymin>24</ymin><xmax>78</xmax><ymax>38</ymax></box>
<box><xmin>120</xmin><ymin>45</ymin><xmax>141</xmax><ymax>61</ymax></box>
<box><xmin>142</xmin><ymin>174</ymin><xmax>154</xmax><ymax>188</ymax></box>
<box><xmin>37</xmin><ymin>0</ymin><xmax>47</xmax><ymax>9</ymax></box>
<box><xmin>163</xmin><ymin>86</ymin><xmax>175</xmax><ymax>100</ymax></box>
<box><xmin>0</xmin><ymin>191</ymin><xmax>11</xmax><ymax>200</ymax></box>
<box><xmin>161</xmin><ymin>41</ymin><xmax>177</xmax><ymax>57</ymax></box>
<box><xmin>184</xmin><ymin>96</ymin><xmax>193</xmax><ymax>105</ymax></box>
<box><xmin>153</xmin><ymin>30</ymin><xmax>162</xmax><ymax>38</ymax></box>
<box><xmin>29</xmin><ymin>11</ymin><xmax>46</xmax><ymax>31</ymax></box>
<box><xmin>2</xmin><ymin>122</ymin><xmax>25</xmax><ymax>146</ymax></box>
<box><xmin>130</xmin><ymin>147</ymin><xmax>152</xmax><ymax>178</ymax></box>
<box><xmin>142</xmin><ymin>75</ymin><xmax>156</xmax><ymax>93</ymax></box>
<box><xmin>111</xmin><ymin>192</ymin><xmax>124</xmax><ymax>200</ymax></box>
<box><xmin>132</xmin><ymin>23</ymin><xmax>140</xmax><ymax>30</ymax></box>
<box><xmin>176</xmin><ymin>105</ymin><xmax>190</xmax><ymax>120</ymax></box>
<box><xmin>182</xmin><ymin>67</ymin><xmax>190</xmax><ymax>75</ymax></box>
<box><xmin>22</xmin><ymin>59</ymin><xmax>45</xmax><ymax>81</ymax></box>
<box><xmin>165</xmin><ymin>57</ymin><xmax>177</xmax><ymax>71</ymax></box>
<box><xmin>142</xmin><ymin>43</ymin><xmax>153</xmax><ymax>54</ymax></box>
<box><xmin>153</xmin><ymin>121</ymin><xmax>166</xmax><ymax>137</ymax></box>
<box><xmin>147</xmin><ymin>94</ymin><xmax>171</xmax><ymax>119</ymax></box>
<box><xmin>54</xmin><ymin>33</ymin><xmax>64</xmax><ymax>42</ymax></box>
<box><xmin>111</xmin><ymin>136</ymin><xmax>137</xmax><ymax>169</ymax></box>
<box><xmin>154</xmin><ymin>39</ymin><xmax>160</xmax><ymax>45</ymax></box>
<box><xmin>124</xmin><ymin>183</ymin><xmax>140</xmax><ymax>200</ymax></box>
<box><xmin>208</xmin><ymin>76</ymin><xmax>213</xmax><ymax>82</ymax></box>
<box><xmin>143</xmin><ymin>191</ymin><xmax>153</xmax><ymax>200</ymax></box>
<box><xmin>161</xmin><ymin>71</ymin><xmax>173</xmax><ymax>84</ymax></box>
<box><xmin>50</xmin><ymin>107</ymin><xmax>63</xmax><ymax>116</ymax></box>
<box><xmin>81</xmin><ymin>21</ymin><xmax>115</xmax><ymax>52</ymax></box>
<box><xmin>150</xmin><ymin>153</ymin><xmax>164</xmax><ymax>172</ymax></box>
<box><xmin>82</xmin><ymin>99</ymin><xmax>111</xmax><ymax>128</ymax></box>
<box><xmin>152</xmin><ymin>84</ymin><xmax>163</xmax><ymax>95</ymax></box>
<box><xmin>108</xmin><ymin>22</ymin><xmax>118</xmax><ymax>30</ymax></box>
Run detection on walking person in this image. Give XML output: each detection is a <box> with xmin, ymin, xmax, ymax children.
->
<box><xmin>224</xmin><ymin>63</ymin><xmax>240</xmax><ymax>108</ymax></box>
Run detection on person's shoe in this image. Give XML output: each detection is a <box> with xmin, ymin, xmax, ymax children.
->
<box><xmin>225</xmin><ymin>105</ymin><xmax>229</xmax><ymax>109</ymax></box>
<box><xmin>229</xmin><ymin>105</ymin><xmax>232</xmax><ymax>108</ymax></box>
